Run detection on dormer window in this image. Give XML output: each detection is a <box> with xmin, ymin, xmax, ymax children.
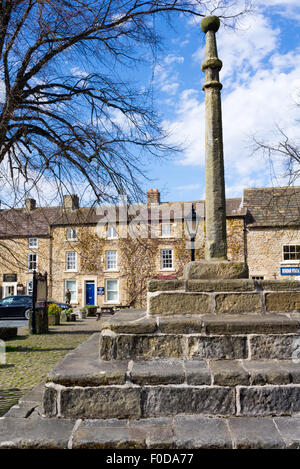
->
<box><xmin>106</xmin><ymin>225</ymin><xmax>117</xmax><ymax>239</ymax></box>
<box><xmin>28</xmin><ymin>237</ymin><xmax>38</xmax><ymax>248</ymax></box>
<box><xmin>66</xmin><ymin>228</ymin><xmax>77</xmax><ymax>241</ymax></box>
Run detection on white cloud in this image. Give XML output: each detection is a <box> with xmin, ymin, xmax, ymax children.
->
<box><xmin>164</xmin><ymin>7</ymin><xmax>300</xmax><ymax>197</ymax></box>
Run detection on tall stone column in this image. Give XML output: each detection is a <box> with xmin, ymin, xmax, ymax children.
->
<box><xmin>201</xmin><ymin>16</ymin><xmax>227</xmax><ymax>261</ymax></box>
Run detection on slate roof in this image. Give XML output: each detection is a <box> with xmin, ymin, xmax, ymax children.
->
<box><xmin>0</xmin><ymin>197</ymin><xmax>245</xmax><ymax>237</ymax></box>
<box><xmin>243</xmin><ymin>186</ymin><xmax>300</xmax><ymax>227</ymax></box>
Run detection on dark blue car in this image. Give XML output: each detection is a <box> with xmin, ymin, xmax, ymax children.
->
<box><xmin>0</xmin><ymin>295</ymin><xmax>32</xmax><ymax>319</ymax></box>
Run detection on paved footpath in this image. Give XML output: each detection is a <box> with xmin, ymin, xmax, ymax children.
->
<box><xmin>0</xmin><ymin>317</ymin><xmax>101</xmax><ymax>417</ymax></box>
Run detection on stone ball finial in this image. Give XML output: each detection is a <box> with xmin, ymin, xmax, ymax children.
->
<box><xmin>201</xmin><ymin>15</ymin><xmax>220</xmax><ymax>33</ymax></box>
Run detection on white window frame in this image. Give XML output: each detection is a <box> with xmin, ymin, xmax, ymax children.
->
<box><xmin>27</xmin><ymin>253</ymin><xmax>38</xmax><ymax>271</ymax></box>
<box><xmin>64</xmin><ymin>279</ymin><xmax>77</xmax><ymax>304</ymax></box>
<box><xmin>28</xmin><ymin>237</ymin><xmax>38</xmax><ymax>248</ymax></box>
<box><xmin>105</xmin><ymin>279</ymin><xmax>119</xmax><ymax>304</ymax></box>
<box><xmin>106</xmin><ymin>225</ymin><xmax>118</xmax><ymax>239</ymax></box>
<box><xmin>65</xmin><ymin>251</ymin><xmax>77</xmax><ymax>271</ymax></box>
<box><xmin>106</xmin><ymin>250</ymin><xmax>117</xmax><ymax>270</ymax></box>
<box><xmin>66</xmin><ymin>228</ymin><xmax>77</xmax><ymax>241</ymax></box>
<box><xmin>161</xmin><ymin>249</ymin><xmax>173</xmax><ymax>270</ymax></box>
<box><xmin>161</xmin><ymin>223</ymin><xmax>172</xmax><ymax>237</ymax></box>
<box><xmin>26</xmin><ymin>280</ymin><xmax>33</xmax><ymax>295</ymax></box>
<box><xmin>282</xmin><ymin>244</ymin><xmax>300</xmax><ymax>263</ymax></box>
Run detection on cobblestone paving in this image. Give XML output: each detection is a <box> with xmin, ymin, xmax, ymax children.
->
<box><xmin>0</xmin><ymin>317</ymin><xmax>101</xmax><ymax>416</ymax></box>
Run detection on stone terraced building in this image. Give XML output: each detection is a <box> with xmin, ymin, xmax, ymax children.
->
<box><xmin>0</xmin><ymin>186</ymin><xmax>299</xmax><ymax>308</ymax></box>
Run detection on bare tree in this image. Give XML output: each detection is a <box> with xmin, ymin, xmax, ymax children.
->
<box><xmin>0</xmin><ymin>0</ymin><xmax>251</xmax><ymax>207</ymax></box>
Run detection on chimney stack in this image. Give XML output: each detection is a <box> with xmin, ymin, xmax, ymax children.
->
<box><xmin>147</xmin><ymin>189</ymin><xmax>160</xmax><ymax>205</ymax></box>
<box><xmin>63</xmin><ymin>194</ymin><xmax>79</xmax><ymax>210</ymax></box>
<box><xmin>25</xmin><ymin>198</ymin><xmax>36</xmax><ymax>211</ymax></box>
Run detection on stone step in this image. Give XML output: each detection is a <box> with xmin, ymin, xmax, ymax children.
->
<box><xmin>2</xmin><ymin>412</ymin><xmax>300</xmax><ymax>449</ymax></box>
<box><xmin>147</xmin><ymin>289</ymin><xmax>300</xmax><ymax>315</ymax></box>
<box><xmin>43</xmin><ymin>334</ymin><xmax>300</xmax><ymax>420</ymax></box>
<box><xmin>100</xmin><ymin>311</ymin><xmax>300</xmax><ymax>361</ymax></box>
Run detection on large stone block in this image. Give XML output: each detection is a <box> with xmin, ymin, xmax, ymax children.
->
<box><xmin>59</xmin><ymin>386</ymin><xmax>142</xmax><ymax>419</ymax></box>
<box><xmin>265</xmin><ymin>292</ymin><xmax>300</xmax><ymax>313</ymax></box>
<box><xmin>185</xmin><ymin>360</ymin><xmax>211</xmax><ymax>385</ymax></box>
<box><xmin>142</xmin><ymin>386</ymin><xmax>235</xmax><ymax>417</ymax></box>
<box><xmin>148</xmin><ymin>292</ymin><xmax>210</xmax><ymax>315</ymax></box>
<box><xmin>274</xmin><ymin>417</ymin><xmax>300</xmax><ymax>449</ymax></box>
<box><xmin>186</xmin><ymin>279</ymin><xmax>255</xmax><ymax>292</ymax></box>
<box><xmin>173</xmin><ymin>416</ymin><xmax>232</xmax><ymax>449</ymax></box>
<box><xmin>210</xmin><ymin>360</ymin><xmax>249</xmax><ymax>386</ymax></box>
<box><xmin>184</xmin><ymin>260</ymin><xmax>248</xmax><ymax>280</ymax></box>
<box><xmin>215</xmin><ymin>293</ymin><xmax>262</xmax><ymax>314</ymax></box>
<box><xmin>242</xmin><ymin>361</ymin><xmax>291</xmax><ymax>385</ymax></box>
<box><xmin>158</xmin><ymin>316</ymin><xmax>204</xmax><ymax>334</ymax></box>
<box><xmin>228</xmin><ymin>417</ymin><xmax>285</xmax><ymax>449</ymax></box>
<box><xmin>188</xmin><ymin>335</ymin><xmax>248</xmax><ymax>360</ymax></box>
<box><xmin>249</xmin><ymin>334</ymin><xmax>300</xmax><ymax>360</ymax></box>
<box><xmin>148</xmin><ymin>279</ymin><xmax>185</xmax><ymax>292</ymax></box>
<box><xmin>115</xmin><ymin>334</ymin><xmax>185</xmax><ymax>360</ymax></box>
<box><xmin>238</xmin><ymin>386</ymin><xmax>300</xmax><ymax>416</ymax></box>
<box><xmin>130</xmin><ymin>360</ymin><xmax>185</xmax><ymax>385</ymax></box>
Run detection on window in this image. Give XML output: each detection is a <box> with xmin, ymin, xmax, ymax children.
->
<box><xmin>66</xmin><ymin>228</ymin><xmax>77</xmax><ymax>240</ymax></box>
<box><xmin>27</xmin><ymin>253</ymin><xmax>37</xmax><ymax>271</ymax></box>
<box><xmin>105</xmin><ymin>279</ymin><xmax>119</xmax><ymax>303</ymax></box>
<box><xmin>28</xmin><ymin>237</ymin><xmax>38</xmax><ymax>248</ymax></box>
<box><xmin>106</xmin><ymin>225</ymin><xmax>117</xmax><ymax>239</ymax></box>
<box><xmin>161</xmin><ymin>224</ymin><xmax>172</xmax><ymax>237</ymax></box>
<box><xmin>66</xmin><ymin>251</ymin><xmax>77</xmax><ymax>271</ymax></box>
<box><xmin>161</xmin><ymin>249</ymin><xmax>173</xmax><ymax>269</ymax></box>
<box><xmin>65</xmin><ymin>280</ymin><xmax>77</xmax><ymax>303</ymax></box>
<box><xmin>283</xmin><ymin>245</ymin><xmax>300</xmax><ymax>261</ymax></box>
<box><xmin>106</xmin><ymin>250</ymin><xmax>117</xmax><ymax>270</ymax></box>
<box><xmin>251</xmin><ymin>276</ymin><xmax>265</xmax><ymax>281</ymax></box>
<box><xmin>26</xmin><ymin>280</ymin><xmax>33</xmax><ymax>295</ymax></box>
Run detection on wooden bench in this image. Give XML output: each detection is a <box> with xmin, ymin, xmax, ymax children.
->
<box><xmin>96</xmin><ymin>306</ymin><xmax>114</xmax><ymax>321</ymax></box>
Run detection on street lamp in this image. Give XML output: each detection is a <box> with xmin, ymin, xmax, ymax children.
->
<box><xmin>185</xmin><ymin>205</ymin><xmax>201</xmax><ymax>261</ymax></box>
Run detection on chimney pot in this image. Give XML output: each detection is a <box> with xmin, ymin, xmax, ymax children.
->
<box><xmin>147</xmin><ymin>188</ymin><xmax>160</xmax><ymax>205</ymax></box>
<box><xmin>25</xmin><ymin>198</ymin><xmax>36</xmax><ymax>211</ymax></box>
<box><xmin>63</xmin><ymin>194</ymin><xmax>79</xmax><ymax>210</ymax></box>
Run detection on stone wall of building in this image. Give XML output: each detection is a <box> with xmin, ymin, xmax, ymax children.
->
<box><xmin>246</xmin><ymin>227</ymin><xmax>300</xmax><ymax>280</ymax></box>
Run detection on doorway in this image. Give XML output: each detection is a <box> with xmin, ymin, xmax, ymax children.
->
<box><xmin>85</xmin><ymin>281</ymin><xmax>95</xmax><ymax>306</ymax></box>
<box><xmin>3</xmin><ymin>282</ymin><xmax>17</xmax><ymax>297</ymax></box>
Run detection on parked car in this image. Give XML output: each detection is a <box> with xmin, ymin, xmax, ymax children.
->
<box><xmin>0</xmin><ymin>296</ymin><xmax>70</xmax><ymax>320</ymax></box>
<box><xmin>0</xmin><ymin>295</ymin><xmax>33</xmax><ymax>320</ymax></box>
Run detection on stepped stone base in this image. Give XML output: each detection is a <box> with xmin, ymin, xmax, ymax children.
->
<box><xmin>184</xmin><ymin>260</ymin><xmax>249</xmax><ymax>280</ymax></box>
<box><xmin>42</xmin><ymin>333</ymin><xmax>300</xmax><ymax>420</ymax></box>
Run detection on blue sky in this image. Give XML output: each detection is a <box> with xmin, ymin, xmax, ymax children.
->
<box><xmin>142</xmin><ymin>0</ymin><xmax>300</xmax><ymax>203</ymax></box>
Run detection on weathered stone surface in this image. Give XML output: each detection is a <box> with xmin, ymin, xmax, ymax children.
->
<box><xmin>59</xmin><ymin>386</ymin><xmax>141</xmax><ymax>419</ymax></box>
<box><xmin>186</xmin><ymin>279</ymin><xmax>255</xmax><ymax>292</ymax></box>
<box><xmin>128</xmin><ymin>418</ymin><xmax>174</xmax><ymax>449</ymax></box>
<box><xmin>242</xmin><ymin>361</ymin><xmax>291</xmax><ymax>385</ymax></box>
<box><xmin>274</xmin><ymin>417</ymin><xmax>300</xmax><ymax>449</ymax></box>
<box><xmin>130</xmin><ymin>360</ymin><xmax>185</xmax><ymax>385</ymax></box>
<box><xmin>3</xmin><ymin>402</ymin><xmax>38</xmax><ymax>419</ymax></box>
<box><xmin>101</xmin><ymin>313</ymin><xmax>157</xmax><ymax>334</ymax></box>
<box><xmin>184</xmin><ymin>260</ymin><xmax>248</xmax><ymax>280</ymax></box>
<box><xmin>228</xmin><ymin>417</ymin><xmax>285</xmax><ymax>449</ymax></box>
<box><xmin>115</xmin><ymin>334</ymin><xmax>185</xmax><ymax>360</ymax></box>
<box><xmin>203</xmin><ymin>314</ymin><xmax>299</xmax><ymax>335</ymax></box>
<box><xmin>0</xmin><ymin>416</ymin><xmax>75</xmax><ymax>449</ymax></box>
<box><xmin>148</xmin><ymin>292</ymin><xmax>210</xmax><ymax>315</ymax></box>
<box><xmin>99</xmin><ymin>330</ymin><xmax>116</xmax><ymax>360</ymax></box>
<box><xmin>259</xmin><ymin>280</ymin><xmax>300</xmax><ymax>291</ymax></box>
<box><xmin>185</xmin><ymin>360</ymin><xmax>211</xmax><ymax>385</ymax></box>
<box><xmin>42</xmin><ymin>386</ymin><xmax>57</xmax><ymax>417</ymax></box>
<box><xmin>148</xmin><ymin>279</ymin><xmax>185</xmax><ymax>292</ymax></box>
<box><xmin>280</xmin><ymin>360</ymin><xmax>300</xmax><ymax>384</ymax></box>
<box><xmin>72</xmin><ymin>419</ymin><xmax>144</xmax><ymax>449</ymax></box>
<box><xmin>210</xmin><ymin>360</ymin><xmax>249</xmax><ymax>386</ymax></box>
<box><xmin>142</xmin><ymin>386</ymin><xmax>235</xmax><ymax>417</ymax></box>
<box><xmin>265</xmin><ymin>292</ymin><xmax>300</xmax><ymax>313</ymax></box>
<box><xmin>188</xmin><ymin>335</ymin><xmax>247</xmax><ymax>360</ymax></box>
<box><xmin>173</xmin><ymin>415</ymin><xmax>232</xmax><ymax>449</ymax></box>
<box><xmin>238</xmin><ymin>386</ymin><xmax>300</xmax><ymax>416</ymax></box>
<box><xmin>249</xmin><ymin>334</ymin><xmax>300</xmax><ymax>360</ymax></box>
<box><xmin>46</xmin><ymin>333</ymin><xmax>128</xmax><ymax>386</ymax></box>
<box><xmin>158</xmin><ymin>316</ymin><xmax>204</xmax><ymax>334</ymax></box>
<box><xmin>215</xmin><ymin>293</ymin><xmax>262</xmax><ymax>314</ymax></box>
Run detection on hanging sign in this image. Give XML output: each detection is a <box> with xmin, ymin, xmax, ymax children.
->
<box><xmin>97</xmin><ymin>287</ymin><xmax>105</xmax><ymax>295</ymax></box>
